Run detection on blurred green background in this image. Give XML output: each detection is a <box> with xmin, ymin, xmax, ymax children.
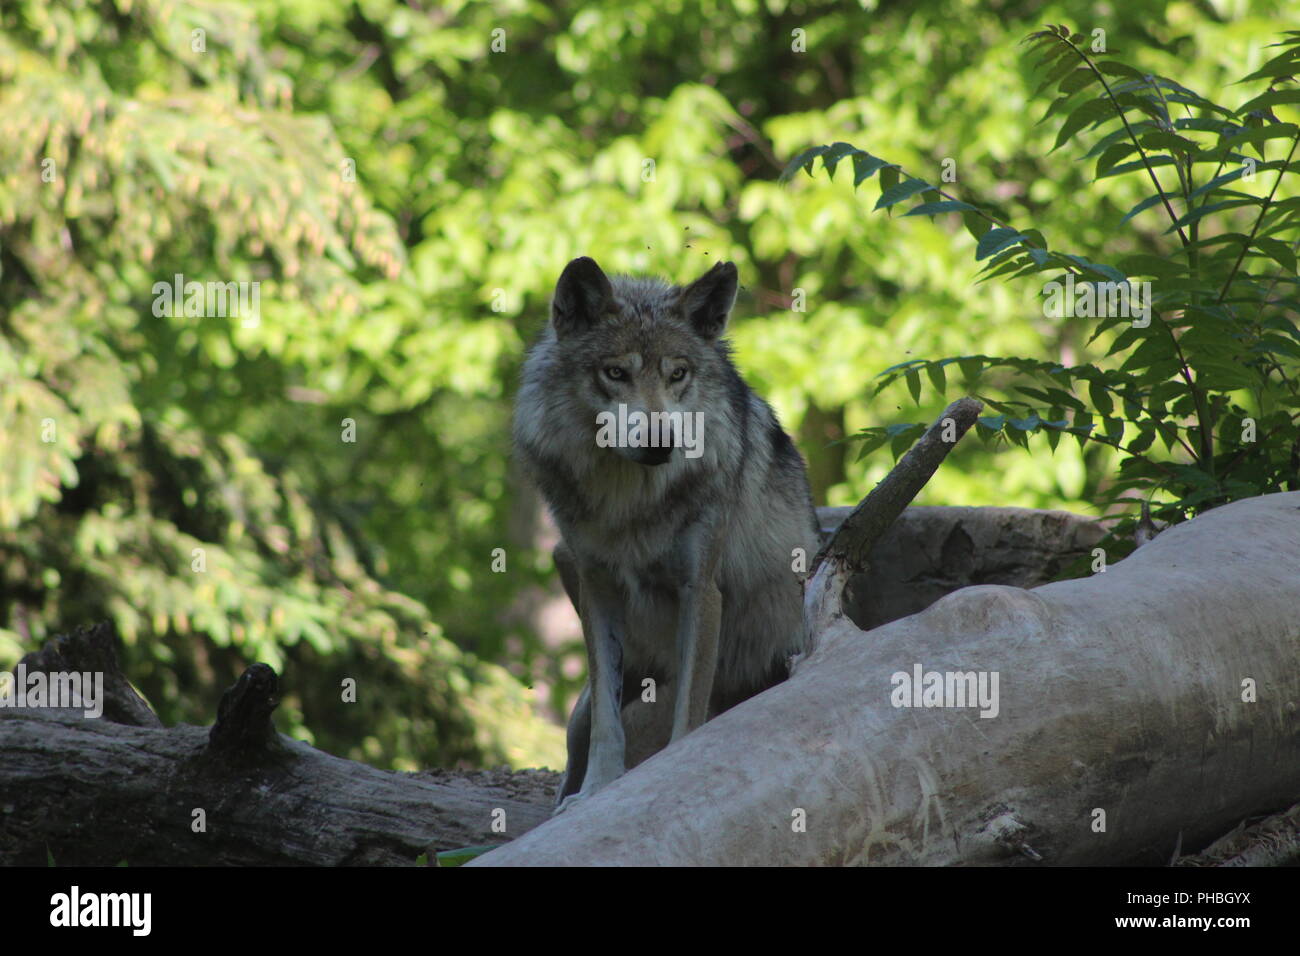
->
<box><xmin>0</xmin><ymin>0</ymin><xmax>1291</xmax><ymax>771</ymax></box>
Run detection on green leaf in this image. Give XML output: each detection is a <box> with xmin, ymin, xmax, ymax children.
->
<box><xmin>1099</xmin><ymin>155</ymin><xmax>1178</xmax><ymax>180</ymax></box>
<box><xmin>903</xmin><ymin>200</ymin><xmax>977</xmax><ymax>217</ymax></box>
<box><xmin>1071</xmin><ymin>414</ymin><xmax>1095</xmax><ymax>450</ymax></box>
<box><xmin>1117</xmin><ymin>254</ymin><xmax>1186</xmax><ymax>279</ymax></box>
<box><xmin>1059</xmin><ymin>68</ymin><xmax>1100</xmax><ymax>94</ymax></box>
<box><xmin>875</xmin><ymin>178</ymin><xmax>933</xmax><ymax>211</ymax></box>
<box><xmin>1166</xmin><ymin>198</ymin><xmax>1259</xmax><ymax>232</ymax></box>
<box><xmin>958</xmin><ymin>356</ymin><xmax>984</xmax><ymax>381</ymax></box>
<box><xmin>1104</xmin><ymin>325</ymin><xmax>1145</xmax><ymax>356</ymax></box>
<box><xmin>852</xmin><ymin>153</ymin><xmax>894</xmax><ymax>186</ymax></box>
<box><xmin>888</xmin><ymin>423</ymin><xmax>927</xmax><ymax>460</ymax></box>
<box><xmin>1052</xmin><ymin>99</ymin><xmax>1118</xmax><ymax>152</ymax></box>
<box><xmin>1105</xmin><ymin>416</ymin><xmax>1126</xmax><ymax>444</ymax></box>
<box><xmin>1088</xmin><ymin>379</ymin><xmax>1114</xmax><ymax>416</ymax></box>
<box><xmin>1189</xmin><ymin>166</ymin><xmax>1251</xmax><ymax>198</ymax></box>
<box><xmin>1120</xmin><ymin>335</ymin><xmax>1178</xmax><ymax>373</ymax></box>
<box><xmin>976</xmin><ymin>227</ymin><xmax>1028</xmax><ymax>261</ymax></box>
<box><xmin>1111</xmin><ymin>91</ymin><xmax>1168</xmax><ymax>122</ymax></box>
<box><xmin>904</xmin><ymin>368</ymin><xmax>922</xmax><ymax>404</ymax></box>
<box><xmin>1033</xmin><ymin>55</ymin><xmax>1081</xmax><ymax>98</ymax></box>
<box><xmin>1139</xmin><ymin>131</ymin><xmax>1200</xmax><ymax>155</ymax></box>
<box><xmin>980</xmin><ymin>252</ymin><xmax>1031</xmax><ymax>281</ymax></box>
<box><xmin>821</xmin><ymin>142</ymin><xmax>859</xmax><ymax>180</ymax></box>
<box><xmin>1250</xmin><ymin>236</ymin><xmax>1299</xmax><ymax>273</ymax></box>
<box><xmin>1237</xmin><ymin>47</ymin><xmax>1300</xmax><ymax>84</ymax></box>
<box><xmin>879</xmin><ymin>165</ymin><xmax>901</xmax><ymax>196</ymax></box>
<box><xmin>436</xmin><ymin>845</ymin><xmax>499</xmax><ymax>867</ymax></box>
<box><xmin>1096</xmin><ymin>61</ymin><xmax>1144</xmax><ymax>79</ymax></box>
<box><xmin>961</xmin><ymin>209</ymin><xmax>989</xmax><ymax>240</ymax></box>
<box><xmin>1039</xmin><ymin>93</ymin><xmax>1083</xmax><ymax>126</ymax></box>
<box><xmin>1118</xmin><ymin>195</ymin><xmax>1170</xmax><ymax>223</ymax></box>
<box><xmin>1085</xmin><ymin>121</ymin><xmax>1158</xmax><ymax>158</ymax></box>
<box><xmin>1095</xmin><ymin>142</ymin><xmax>1137</xmax><ymax>177</ymax></box>
<box><xmin>927</xmin><ymin>362</ymin><xmax>947</xmax><ymax>394</ymax></box>
<box><xmin>1236</xmin><ymin>89</ymin><xmax>1300</xmax><ymax>117</ymax></box>
<box><xmin>853</xmin><ymin>428</ymin><xmax>892</xmax><ymax>460</ymax></box>
<box><xmin>1044</xmin><ymin>386</ymin><xmax>1087</xmax><ymax>411</ymax></box>
<box><xmin>1127</xmin><ymin>428</ymin><xmax>1156</xmax><ymax>454</ymax></box>
<box><xmin>1058</xmin><ymin>254</ymin><xmax>1126</xmax><ymax>282</ymax></box>
<box><xmin>878</xmin><ymin>358</ymin><xmax>927</xmax><ymax>375</ymax></box>
<box><xmin>1213</xmin><ymin>123</ymin><xmax>1300</xmax><ymax>155</ymax></box>
<box><xmin>780</xmin><ymin>146</ymin><xmax>826</xmax><ymax>182</ymax></box>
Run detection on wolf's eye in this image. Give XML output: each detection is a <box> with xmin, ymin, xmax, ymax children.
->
<box><xmin>604</xmin><ymin>366</ymin><xmax>625</xmax><ymax>380</ymax></box>
<box><xmin>670</xmin><ymin>367</ymin><xmax>688</xmax><ymax>382</ymax></box>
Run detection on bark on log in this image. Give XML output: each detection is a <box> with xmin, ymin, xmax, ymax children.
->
<box><xmin>471</xmin><ymin>491</ymin><xmax>1300</xmax><ymax>866</ymax></box>
<box><xmin>0</xmin><ymin>624</ymin><xmax>555</xmax><ymax>866</ymax></box>
<box><xmin>1175</xmin><ymin>802</ymin><xmax>1300</xmax><ymax>867</ymax></box>
<box><xmin>821</xmin><ymin>505</ymin><xmax>1105</xmax><ymax>632</ymax></box>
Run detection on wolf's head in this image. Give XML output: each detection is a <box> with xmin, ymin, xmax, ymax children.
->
<box><xmin>547</xmin><ymin>257</ymin><xmax>738</xmax><ymax>467</ymax></box>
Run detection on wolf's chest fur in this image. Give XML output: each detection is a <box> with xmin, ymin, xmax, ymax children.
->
<box><xmin>562</xmin><ymin>443</ymin><xmax>726</xmax><ymax>572</ymax></box>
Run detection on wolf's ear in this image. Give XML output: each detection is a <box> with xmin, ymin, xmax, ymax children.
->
<box><xmin>552</xmin><ymin>257</ymin><xmax>614</xmax><ymax>339</ymax></box>
<box><xmin>680</xmin><ymin>261</ymin><xmax>738</xmax><ymax>339</ymax></box>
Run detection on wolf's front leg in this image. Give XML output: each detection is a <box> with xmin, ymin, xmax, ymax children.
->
<box><xmin>576</xmin><ymin>566</ymin><xmax>627</xmax><ymax>796</ymax></box>
<box><xmin>553</xmin><ymin>683</ymin><xmax>590</xmax><ymax>808</ymax></box>
<box><xmin>670</xmin><ymin>527</ymin><xmax>723</xmax><ymax>742</ymax></box>
<box><xmin>670</xmin><ymin>580</ymin><xmax>722</xmax><ymax>741</ymax></box>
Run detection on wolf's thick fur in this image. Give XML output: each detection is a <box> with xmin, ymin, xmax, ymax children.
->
<box><xmin>513</xmin><ymin>257</ymin><xmax>819</xmax><ymax>808</ymax></box>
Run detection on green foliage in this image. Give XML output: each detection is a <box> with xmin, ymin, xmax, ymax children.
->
<box><xmin>789</xmin><ymin>27</ymin><xmax>1300</xmax><ymax>539</ymax></box>
<box><xmin>0</xmin><ymin>0</ymin><xmax>561</xmax><ymax>770</ymax></box>
<box><xmin>2</xmin><ymin>0</ymin><xmax>1295</xmax><ymax>770</ymax></box>
<box><xmin>434</xmin><ymin>844</ymin><xmax>497</xmax><ymax>867</ymax></box>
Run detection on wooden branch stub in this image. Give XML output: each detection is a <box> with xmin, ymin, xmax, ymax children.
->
<box><xmin>811</xmin><ymin>396</ymin><xmax>983</xmax><ymax>577</ymax></box>
<box><xmin>18</xmin><ymin>620</ymin><xmax>161</xmax><ymax>728</ymax></box>
<box><xmin>206</xmin><ymin>663</ymin><xmax>286</xmax><ymax>761</ymax></box>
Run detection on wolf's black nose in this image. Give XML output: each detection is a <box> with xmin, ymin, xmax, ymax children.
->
<box><xmin>634</xmin><ymin>444</ymin><xmax>673</xmax><ymax>466</ymax></box>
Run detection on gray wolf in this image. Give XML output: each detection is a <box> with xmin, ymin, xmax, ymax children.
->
<box><xmin>513</xmin><ymin>257</ymin><xmax>819</xmax><ymax>810</ymax></box>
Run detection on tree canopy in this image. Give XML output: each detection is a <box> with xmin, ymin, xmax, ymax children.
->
<box><xmin>1</xmin><ymin>0</ymin><xmax>1294</xmax><ymax>771</ymax></box>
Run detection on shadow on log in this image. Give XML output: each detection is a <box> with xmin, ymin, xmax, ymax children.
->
<box><xmin>825</xmin><ymin>505</ymin><xmax>1105</xmax><ymax>632</ymax></box>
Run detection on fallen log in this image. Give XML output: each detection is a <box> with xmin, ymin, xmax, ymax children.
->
<box><xmin>471</xmin><ymin>491</ymin><xmax>1300</xmax><ymax>866</ymax></box>
<box><xmin>0</xmin><ymin>623</ymin><xmax>555</xmax><ymax>866</ymax></box>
